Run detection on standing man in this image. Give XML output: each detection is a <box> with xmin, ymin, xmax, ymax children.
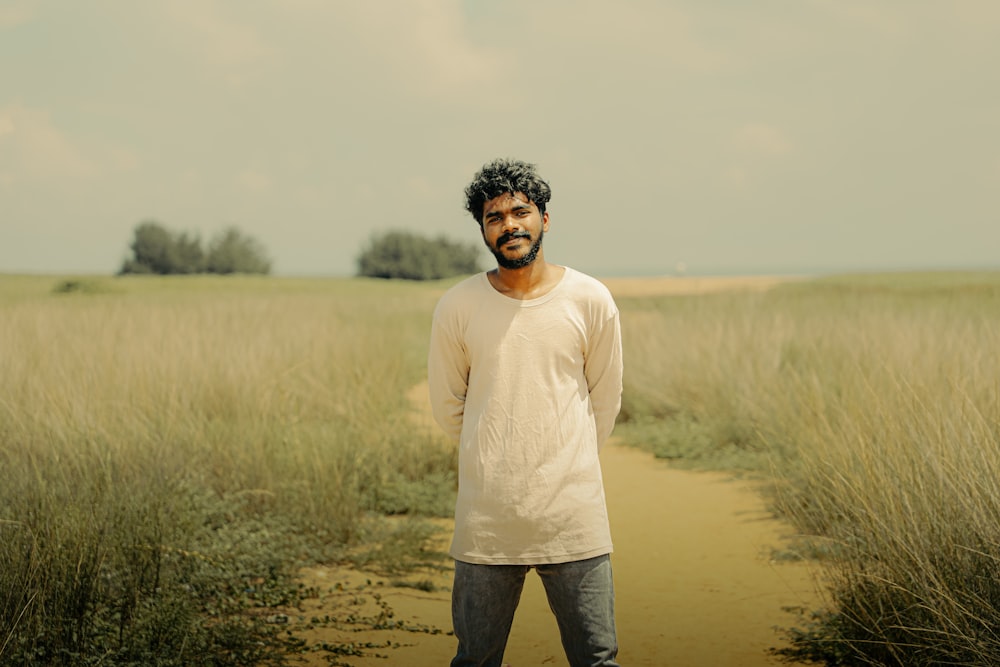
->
<box><xmin>428</xmin><ymin>158</ymin><xmax>624</xmax><ymax>667</ymax></box>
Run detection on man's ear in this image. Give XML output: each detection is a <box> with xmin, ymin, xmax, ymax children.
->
<box><xmin>542</xmin><ymin>211</ymin><xmax>550</xmax><ymax>232</ymax></box>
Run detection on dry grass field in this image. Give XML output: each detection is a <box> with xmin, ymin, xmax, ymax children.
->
<box><xmin>600</xmin><ymin>274</ymin><xmax>802</xmax><ymax>297</ymax></box>
<box><xmin>612</xmin><ymin>270</ymin><xmax>1000</xmax><ymax>666</ymax></box>
<box><xmin>3</xmin><ymin>271</ymin><xmax>1000</xmax><ymax>666</ymax></box>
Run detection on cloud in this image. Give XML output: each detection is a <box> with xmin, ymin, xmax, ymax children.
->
<box><xmin>721</xmin><ymin>166</ymin><xmax>750</xmax><ymax>192</ymax></box>
<box><xmin>408</xmin><ymin>0</ymin><xmax>504</xmax><ymax>90</ymax></box>
<box><xmin>805</xmin><ymin>0</ymin><xmax>907</xmax><ymax>36</ymax></box>
<box><xmin>806</xmin><ymin>0</ymin><xmax>1000</xmax><ymax>49</ymax></box>
<box><xmin>518</xmin><ymin>0</ymin><xmax>730</xmax><ymax>74</ymax></box>
<box><xmin>0</xmin><ymin>0</ymin><xmax>36</xmax><ymax>29</ymax></box>
<box><xmin>719</xmin><ymin>123</ymin><xmax>794</xmax><ymax>192</ymax></box>
<box><xmin>333</xmin><ymin>0</ymin><xmax>504</xmax><ymax>98</ymax></box>
<box><xmin>143</xmin><ymin>0</ymin><xmax>502</xmax><ymax>105</ymax></box>
<box><xmin>403</xmin><ymin>176</ymin><xmax>435</xmax><ymax>199</ymax></box>
<box><xmin>0</xmin><ymin>103</ymin><xmax>139</xmax><ymax>188</ymax></box>
<box><xmin>0</xmin><ymin>103</ymin><xmax>97</xmax><ymax>182</ymax></box>
<box><xmin>155</xmin><ymin>0</ymin><xmax>276</xmax><ymax>85</ymax></box>
<box><xmin>735</xmin><ymin>123</ymin><xmax>793</xmax><ymax>156</ymax></box>
<box><xmin>234</xmin><ymin>166</ymin><xmax>272</xmax><ymax>193</ymax></box>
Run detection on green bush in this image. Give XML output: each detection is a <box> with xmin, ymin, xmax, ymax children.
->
<box><xmin>204</xmin><ymin>227</ymin><xmax>272</xmax><ymax>275</ymax></box>
<box><xmin>119</xmin><ymin>221</ymin><xmax>270</xmax><ymax>276</ymax></box>
<box><xmin>356</xmin><ymin>230</ymin><xmax>481</xmax><ymax>280</ymax></box>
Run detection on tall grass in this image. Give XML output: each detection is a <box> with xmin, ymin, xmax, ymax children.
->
<box><xmin>0</xmin><ymin>275</ymin><xmax>458</xmax><ymax>665</ymax></box>
<box><xmin>8</xmin><ymin>270</ymin><xmax>1000</xmax><ymax>665</ymax></box>
<box><xmin>615</xmin><ymin>272</ymin><xmax>1000</xmax><ymax>665</ymax></box>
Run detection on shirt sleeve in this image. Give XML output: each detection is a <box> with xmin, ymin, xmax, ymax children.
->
<box><xmin>585</xmin><ymin>307</ymin><xmax>623</xmax><ymax>448</ymax></box>
<box><xmin>427</xmin><ymin>298</ymin><xmax>468</xmax><ymax>441</ymax></box>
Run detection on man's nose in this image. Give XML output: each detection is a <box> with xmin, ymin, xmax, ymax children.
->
<box><xmin>501</xmin><ymin>214</ymin><xmax>521</xmax><ymax>231</ymax></box>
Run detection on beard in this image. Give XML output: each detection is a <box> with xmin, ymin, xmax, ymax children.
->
<box><xmin>488</xmin><ymin>229</ymin><xmax>544</xmax><ymax>269</ymax></box>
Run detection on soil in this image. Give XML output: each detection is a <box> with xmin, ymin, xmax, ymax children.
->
<box><xmin>282</xmin><ymin>275</ymin><xmax>821</xmax><ymax>666</ymax></box>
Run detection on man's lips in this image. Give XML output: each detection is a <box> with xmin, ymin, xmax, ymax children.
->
<box><xmin>498</xmin><ymin>232</ymin><xmax>530</xmax><ymax>247</ymax></box>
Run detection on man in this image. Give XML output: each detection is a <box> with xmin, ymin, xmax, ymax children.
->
<box><xmin>428</xmin><ymin>158</ymin><xmax>624</xmax><ymax>667</ymax></box>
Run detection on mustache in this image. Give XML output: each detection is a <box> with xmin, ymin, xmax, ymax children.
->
<box><xmin>497</xmin><ymin>230</ymin><xmax>532</xmax><ymax>246</ymax></box>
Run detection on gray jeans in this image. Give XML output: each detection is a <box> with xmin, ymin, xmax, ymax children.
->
<box><xmin>450</xmin><ymin>554</ymin><xmax>620</xmax><ymax>667</ymax></box>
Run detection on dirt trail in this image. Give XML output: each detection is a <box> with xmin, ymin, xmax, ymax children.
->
<box><xmin>288</xmin><ymin>443</ymin><xmax>818</xmax><ymax>666</ymax></box>
<box><xmin>289</xmin><ymin>409</ymin><xmax>818</xmax><ymax>666</ymax></box>
<box><xmin>287</xmin><ymin>277</ymin><xmax>820</xmax><ymax>665</ymax></box>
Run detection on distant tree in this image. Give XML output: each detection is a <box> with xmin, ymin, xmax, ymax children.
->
<box><xmin>356</xmin><ymin>230</ymin><xmax>481</xmax><ymax>280</ymax></box>
<box><xmin>119</xmin><ymin>220</ymin><xmax>202</xmax><ymax>274</ymax></box>
<box><xmin>170</xmin><ymin>231</ymin><xmax>205</xmax><ymax>274</ymax></box>
<box><xmin>120</xmin><ymin>220</ymin><xmax>168</xmax><ymax>274</ymax></box>
<box><xmin>119</xmin><ymin>221</ymin><xmax>270</xmax><ymax>275</ymax></box>
<box><xmin>204</xmin><ymin>227</ymin><xmax>272</xmax><ymax>274</ymax></box>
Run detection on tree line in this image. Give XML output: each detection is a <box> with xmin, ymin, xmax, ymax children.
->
<box><xmin>119</xmin><ymin>221</ymin><xmax>272</xmax><ymax>275</ymax></box>
<box><xmin>119</xmin><ymin>221</ymin><xmax>482</xmax><ymax>279</ymax></box>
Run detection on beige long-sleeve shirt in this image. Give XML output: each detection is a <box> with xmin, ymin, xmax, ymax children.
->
<box><xmin>428</xmin><ymin>267</ymin><xmax>623</xmax><ymax>565</ymax></box>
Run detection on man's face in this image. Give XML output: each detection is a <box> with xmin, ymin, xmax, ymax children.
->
<box><xmin>480</xmin><ymin>192</ymin><xmax>549</xmax><ymax>270</ymax></box>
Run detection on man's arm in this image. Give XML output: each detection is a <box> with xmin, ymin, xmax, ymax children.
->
<box><xmin>427</xmin><ymin>304</ymin><xmax>468</xmax><ymax>441</ymax></box>
<box><xmin>585</xmin><ymin>309</ymin><xmax>624</xmax><ymax>448</ymax></box>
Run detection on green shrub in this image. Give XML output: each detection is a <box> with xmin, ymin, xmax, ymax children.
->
<box><xmin>356</xmin><ymin>230</ymin><xmax>481</xmax><ymax>280</ymax></box>
<box><xmin>204</xmin><ymin>227</ymin><xmax>272</xmax><ymax>275</ymax></box>
<box><xmin>118</xmin><ymin>221</ymin><xmax>270</xmax><ymax>275</ymax></box>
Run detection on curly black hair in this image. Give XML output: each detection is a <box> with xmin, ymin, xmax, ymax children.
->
<box><xmin>464</xmin><ymin>158</ymin><xmax>552</xmax><ymax>225</ymax></box>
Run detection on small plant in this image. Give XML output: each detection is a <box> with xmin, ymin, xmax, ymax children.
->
<box><xmin>52</xmin><ymin>279</ymin><xmax>111</xmax><ymax>294</ymax></box>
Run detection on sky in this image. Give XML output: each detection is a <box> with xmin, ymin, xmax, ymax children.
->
<box><xmin>1</xmin><ymin>0</ymin><xmax>998</xmax><ymax>277</ymax></box>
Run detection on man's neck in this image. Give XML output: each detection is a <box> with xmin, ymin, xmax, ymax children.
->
<box><xmin>487</xmin><ymin>257</ymin><xmax>565</xmax><ymax>300</ymax></box>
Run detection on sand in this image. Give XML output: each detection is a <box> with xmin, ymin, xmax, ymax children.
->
<box><xmin>285</xmin><ymin>444</ymin><xmax>818</xmax><ymax>666</ymax></box>
<box><xmin>283</xmin><ymin>275</ymin><xmax>821</xmax><ymax>666</ymax></box>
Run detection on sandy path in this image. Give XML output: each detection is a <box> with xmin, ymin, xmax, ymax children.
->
<box><xmin>288</xmin><ymin>444</ymin><xmax>817</xmax><ymax>666</ymax></box>
<box><xmin>448</xmin><ymin>444</ymin><xmax>819</xmax><ymax>666</ymax></box>
<box><xmin>594</xmin><ymin>446</ymin><xmax>818</xmax><ymax>666</ymax></box>
<box><xmin>285</xmin><ymin>276</ymin><xmax>820</xmax><ymax>665</ymax></box>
